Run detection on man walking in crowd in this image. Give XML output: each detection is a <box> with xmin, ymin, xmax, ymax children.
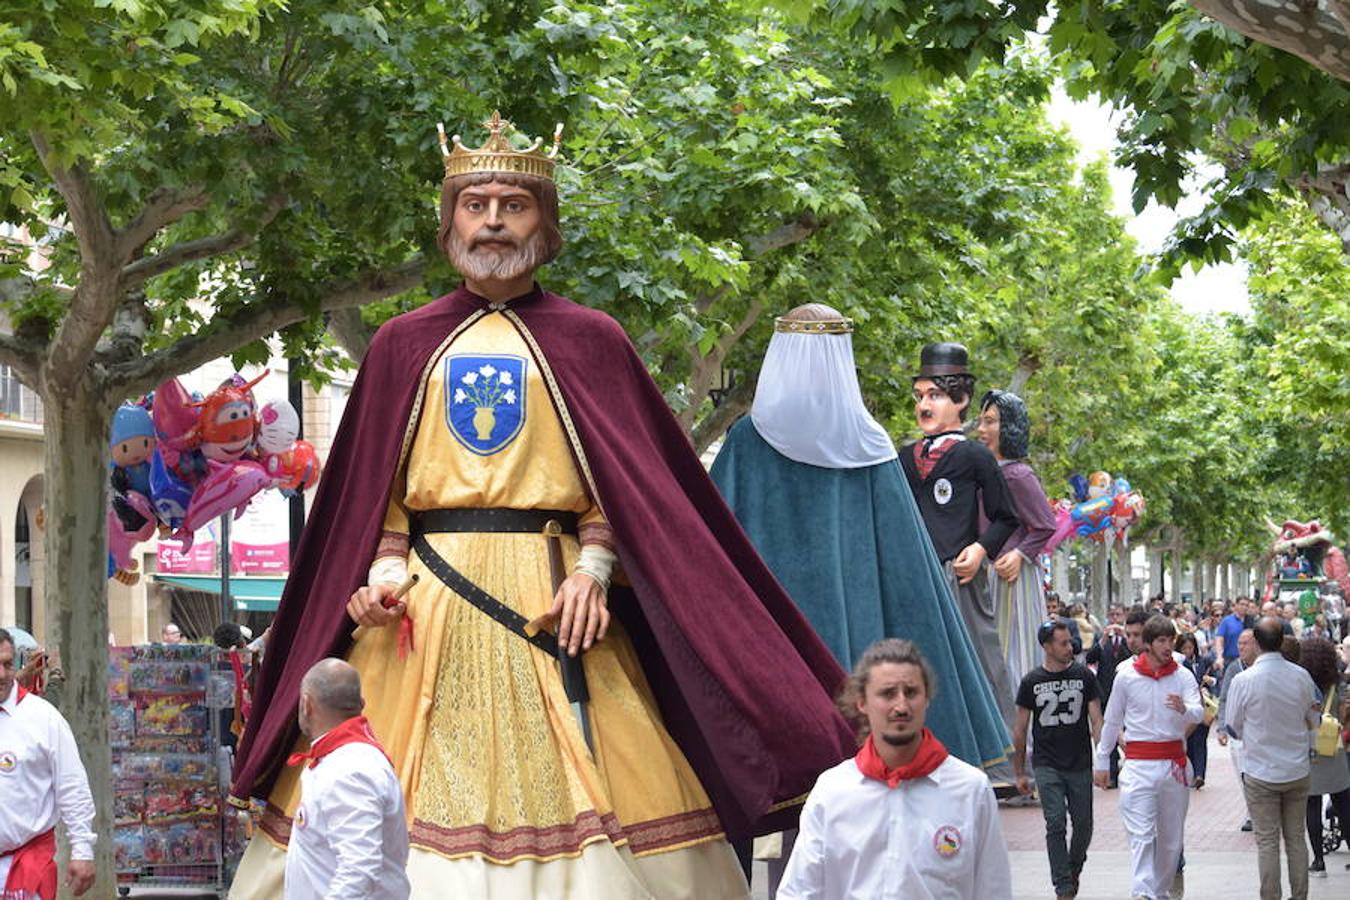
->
<box><xmin>284</xmin><ymin>659</ymin><xmax>409</xmax><ymax>900</ymax></box>
<box><xmin>1085</xmin><ymin>604</ymin><xmax>1131</xmax><ymax>787</ymax></box>
<box><xmin>1212</xmin><ymin>598</ymin><xmax>1248</xmax><ymax>671</ymax></box>
<box><xmin>898</xmin><ymin>343</ymin><xmax>1021</xmax><ymax>732</ymax></box>
<box><xmin>0</xmin><ymin>628</ymin><xmax>95</xmax><ymax>898</ymax></box>
<box><xmin>1013</xmin><ymin>620</ymin><xmax>1102</xmax><ymax>900</ymax></box>
<box><xmin>1094</xmin><ymin>615</ymin><xmax>1202</xmax><ymax>900</ymax></box>
<box><xmin>1216</xmin><ymin>627</ymin><xmax>1258</xmax><ymax>832</ymax></box>
<box><xmin>1224</xmin><ymin>617</ymin><xmax>1320</xmax><ymax>900</ymax></box>
<box><xmin>778</xmin><ymin>639</ymin><xmax>1011</xmax><ymax>899</ymax></box>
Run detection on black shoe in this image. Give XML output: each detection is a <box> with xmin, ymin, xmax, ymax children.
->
<box><xmin>1240</xmin><ymin>819</ymin><xmax>1253</xmax><ymax>832</ymax></box>
<box><xmin>1193</xmin><ymin>776</ymin><xmax>1204</xmax><ymax>789</ymax></box>
<box><xmin>1309</xmin><ymin>858</ymin><xmax>1326</xmax><ymax>876</ymax></box>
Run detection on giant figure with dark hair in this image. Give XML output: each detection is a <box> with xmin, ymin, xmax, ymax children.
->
<box><xmin>976</xmin><ymin>389</ymin><xmax>1057</xmax><ymax>690</ymax></box>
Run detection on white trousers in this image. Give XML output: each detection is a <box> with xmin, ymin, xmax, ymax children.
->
<box><xmin>1118</xmin><ymin>758</ymin><xmax>1191</xmax><ymax>900</ymax></box>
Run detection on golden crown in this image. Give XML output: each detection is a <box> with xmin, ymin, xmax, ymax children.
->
<box><xmin>774</xmin><ymin>316</ymin><xmax>854</xmax><ymax>334</ymax></box>
<box><xmin>437</xmin><ymin>111</ymin><xmax>563</xmax><ymax>181</ymax></box>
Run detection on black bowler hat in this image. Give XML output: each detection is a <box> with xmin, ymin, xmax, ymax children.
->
<box><xmin>914</xmin><ymin>342</ymin><xmax>973</xmax><ymax>379</ymax></box>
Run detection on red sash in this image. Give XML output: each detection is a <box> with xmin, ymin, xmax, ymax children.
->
<box><xmin>1124</xmin><ymin>740</ymin><xmax>1186</xmax><ymax>764</ymax></box>
<box><xmin>3</xmin><ymin>828</ymin><xmax>57</xmax><ymax>900</ymax></box>
<box><xmin>855</xmin><ymin>729</ymin><xmax>949</xmax><ymax>788</ymax></box>
<box><xmin>286</xmin><ymin>716</ymin><xmax>392</xmax><ymax>769</ymax></box>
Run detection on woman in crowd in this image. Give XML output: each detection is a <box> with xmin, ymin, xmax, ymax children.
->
<box><xmin>1298</xmin><ymin>637</ymin><xmax>1350</xmax><ymax>876</ymax></box>
<box><xmin>1176</xmin><ymin>632</ymin><xmax>1214</xmax><ymax>788</ymax></box>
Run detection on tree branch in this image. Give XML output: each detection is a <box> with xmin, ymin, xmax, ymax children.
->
<box><xmin>744</xmin><ymin>211</ymin><xmax>821</xmax><ymax>257</ymax></box>
<box><xmin>115</xmin><ymin>186</ymin><xmax>210</xmax><ymax>261</ymax></box>
<box><xmin>104</xmin><ymin>256</ymin><xmax>428</xmax><ymax>397</ymax></box>
<box><xmin>1291</xmin><ymin>161</ymin><xmax>1350</xmax><ymax>256</ymax></box>
<box><xmin>120</xmin><ymin>194</ymin><xmax>288</xmax><ymax>287</ymax></box>
<box><xmin>1188</xmin><ymin>0</ymin><xmax>1350</xmax><ymax>83</ymax></box>
<box><xmin>0</xmin><ymin>330</ymin><xmax>41</xmax><ymax>386</ymax></box>
<box><xmin>31</xmin><ymin>131</ymin><xmax>122</xmax><ymax>395</ymax></box>
<box><xmin>691</xmin><ymin>376</ymin><xmax>755</xmax><ymax>455</ymax></box>
<box><xmin>677</xmin><ymin>298</ymin><xmax>765</xmax><ymax>432</ymax></box>
<box><xmin>326</xmin><ymin>307</ymin><xmax>375</xmax><ymax>363</ymax></box>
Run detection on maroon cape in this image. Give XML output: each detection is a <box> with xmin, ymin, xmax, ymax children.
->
<box><xmin>231</xmin><ymin>285</ymin><xmax>856</xmax><ymax>838</ymax></box>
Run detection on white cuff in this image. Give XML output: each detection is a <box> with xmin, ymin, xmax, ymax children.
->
<box><xmin>573</xmin><ymin>544</ymin><xmax>617</xmax><ymax>594</ymax></box>
<box><xmin>368</xmin><ymin>555</ymin><xmax>408</xmax><ymax>588</ymax></box>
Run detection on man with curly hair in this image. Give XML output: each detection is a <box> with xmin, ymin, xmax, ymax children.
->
<box><xmin>777</xmin><ymin>638</ymin><xmax>1012</xmax><ymax>899</ymax></box>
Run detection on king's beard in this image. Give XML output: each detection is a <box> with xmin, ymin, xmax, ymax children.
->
<box><xmin>447</xmin><ymin>227</ymin><xmax>549</xmax><ymax>282</ymax></box>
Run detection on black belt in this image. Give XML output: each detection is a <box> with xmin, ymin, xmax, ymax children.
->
<box><xmin>411</xmin><ymin>531</ymin><xmax>560</xmax><ymax>656</ymax></box>
<box><xmin>413</xmin><ymin>508</ymin><xmax>578</xmax><ymax>536</ymax></box>
<box><xmin>408</xmin><ymin>508</ymin><xmax>592</xmax><ymax>739</ymax></box>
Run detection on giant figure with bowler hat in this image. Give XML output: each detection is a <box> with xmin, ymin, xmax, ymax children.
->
<box><xmin>898</xmin><ymin>343</ymin><xmax>1021</xmax><ymax>760</ymax></box>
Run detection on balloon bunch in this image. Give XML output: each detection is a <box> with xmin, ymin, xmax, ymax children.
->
<box><xmin>107</xmin><ymin>371</ymin><xmax>322</xmax><ymax>582</ymax></box>
<box><xmin>1043</xmin><ymin>471</ymin><xmax>1145</xmax><ymax>554</ymax></box>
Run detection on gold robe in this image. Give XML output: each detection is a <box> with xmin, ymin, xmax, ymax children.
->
<box><xmin>231</xmin><ymin>309</ymin><xmax>747</xmax><ymax>899</ymax></box>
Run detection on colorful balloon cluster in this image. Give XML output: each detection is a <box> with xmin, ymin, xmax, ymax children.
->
<box><xmin>1042</xmin><ymin>471</ymin><xmax>1145</xmax><ymax>555</ymax></box>
<box><xmin>107</xmin><ymin>371</ymin><xmax>322</xmax><ymax>582</ymax></box>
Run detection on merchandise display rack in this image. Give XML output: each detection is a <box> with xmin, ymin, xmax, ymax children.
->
<box><xmin>109</xmin><ymin>643</ymin><xmax>244</xmax><ymax>898</ymax></box>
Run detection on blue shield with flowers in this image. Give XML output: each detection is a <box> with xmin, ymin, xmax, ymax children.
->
<box><xmin>445</xmin><ymin>354</ymin><xmax>528</xmax><ymax>455</ymax></box>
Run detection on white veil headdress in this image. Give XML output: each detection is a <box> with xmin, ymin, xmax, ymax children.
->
<box><xmin>749</xmin><ymin>313</ymin><xmax>896</xmax><ymax>469</ymax></box>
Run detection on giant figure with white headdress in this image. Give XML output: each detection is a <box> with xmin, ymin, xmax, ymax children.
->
<box><xmin>710</xmin><ymin>304</ymin><xmax>1011</xmax><ymax>765</ymax></box>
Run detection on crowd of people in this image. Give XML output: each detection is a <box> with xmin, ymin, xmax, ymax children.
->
<box><xmin>1012</xmin><ymin>594</ymin><xmax>1350</xmax><ymax>900</ymax></box>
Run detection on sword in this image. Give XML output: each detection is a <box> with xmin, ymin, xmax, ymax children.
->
<box><xmin>538</xmin><ymin>518</ymin><xmax>595</xmax><ymax>755</ymax></box>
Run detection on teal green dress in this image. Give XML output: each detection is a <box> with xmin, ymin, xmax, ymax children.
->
<box><xmin>711</xmin><ymin>417</ymin><xmax>1010</xmax><ymax>768</ymax></box>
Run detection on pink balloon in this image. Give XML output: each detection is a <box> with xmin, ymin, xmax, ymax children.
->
<box><xmin>153</xmin><ymin>377</ymin><xmax>201</xmax><ymax>453</ymax></box>
<box><xmin>108</xmin><ymin>492</ymin><xmax>156</xmax><ymax>572</ymax></box>
<box><xmin>183</xmin><ymin>459</ymin><xmax>271</xmax><ymax>534</ymax></box>
<box><xmin>1042</xmin><ymin>501</ymin><xmax>1077</xmax><ymax>555</ymax></box>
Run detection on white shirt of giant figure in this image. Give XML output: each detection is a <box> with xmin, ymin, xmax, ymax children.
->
<box><xmin>284</xmin><ymin>736</ymin><xmax>411</xmax><ymax>900</ymax></box>
<box><xmin>0</xmin><ymin>681</ymin><xmax>97</xmax><ymax>882</ymax></box>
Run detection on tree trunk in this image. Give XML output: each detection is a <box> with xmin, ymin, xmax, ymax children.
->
<box><xmin>43</xmin><ymin>387</ymin><xmax>115</xmax><ymax>898</ymax></box>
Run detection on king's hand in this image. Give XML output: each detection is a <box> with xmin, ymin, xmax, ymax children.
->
<box><xmin>527</xmin><ymin>573</ymin><xmax>610</xmax><ymax>657</ymax></box>
<box><xmin>347</xmin><ymin>583</ymin><xmax>406</xmax><ymax>628</ymax></box>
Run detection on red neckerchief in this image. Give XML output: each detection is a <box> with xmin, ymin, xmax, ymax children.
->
<box><xmin>2</xmin><ymin>827</ymin><xmax>57</xmax><ymax>899</ymax></box>
<box><xmin>2</xmin><ymin>684</ymin><xmax>29</xmax><ymax>714</ymax></box>
<box><xmin>286</xmin><ymin>716</ymin><xmax>392</xmax><ymax>769</ymax></box>
<box><xmin>855</xmin><ymin>729</ymin><xmax>949</xmax><ymax>788</ymax></box>
<box><xmin>1133</xmin><ymin>653</ymin><xmax>1178</xmax><ymax>679</ymax></box>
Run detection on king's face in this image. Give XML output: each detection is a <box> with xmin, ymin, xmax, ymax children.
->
<box><xmin>452</xmin><ymin>182</ymin><xmax>542</xmax><ymax>261</ymax></box>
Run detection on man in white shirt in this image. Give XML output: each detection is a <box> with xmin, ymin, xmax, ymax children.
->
<box><xmin>1215</xmin><ymin>628</ymin><xmax>1257</xmax><ymax>832</ymax></box>
<box><xmin>0</xmin><ymin>627</ymin><xmax>96</xmax><ymax>899</ymax></box>
<box><xmin>1093</xmin><ymin>615</ymin><xmax>1202</xmax><ymax>900</ymax></box>
<box><xmin>778</xmin><ymin>638</ymin><xmax>1011</xmax><ymax>900</ymax></box>
<box><xmin>282</xmin><ymin>658</ymin><xmax>410</xmax><ymax>900</ymax></box>
<box><xmin>1224</xmin><ymin>617</ymin><xmax>1319</xmax><ymax>900</ymax></box>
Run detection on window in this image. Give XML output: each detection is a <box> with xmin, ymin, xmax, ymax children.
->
<box><xmin>0</xmin><ymin>365</ymin><xmax>42</xmax><ymax>423</ymax></box>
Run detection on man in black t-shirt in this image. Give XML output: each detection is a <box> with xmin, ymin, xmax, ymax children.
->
<box><xmin>1013</xmin><ymin>620</ymin><xmax>1103</xmax><ymax>900</ymax></box>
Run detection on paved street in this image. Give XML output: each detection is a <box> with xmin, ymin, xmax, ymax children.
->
<box><xmin>753</xmin><ymin>739</ymin><xmax>1350</xmax><ymax>899</ymax></box>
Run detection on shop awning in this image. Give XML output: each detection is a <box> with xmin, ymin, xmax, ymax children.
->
<box><xmin>153</xmin><ymin>574</ymin><xmax>288</xmax><ymax>612</ymax></box>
